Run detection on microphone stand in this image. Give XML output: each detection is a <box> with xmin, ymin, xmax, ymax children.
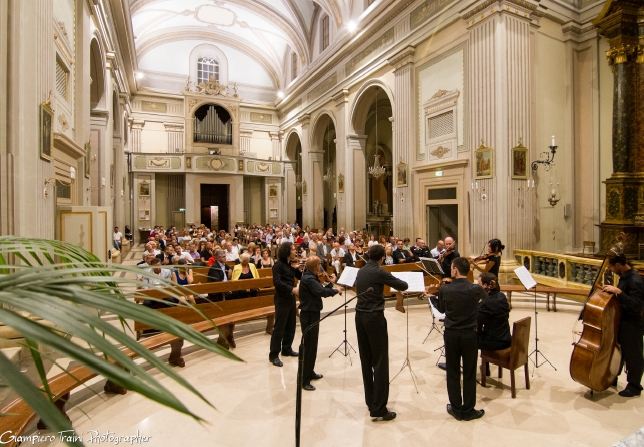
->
<box><xmin>295</xmin><ymin>287</ymin><xmax>371</xmax><ymax>447</ymax></box>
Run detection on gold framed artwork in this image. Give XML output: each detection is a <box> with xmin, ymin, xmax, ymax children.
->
<box><xmin>269</xmin><ymin>208</ymin><xmax>278</xmax><ymax>218</ymax></box>
<box><xmin>338</xmin><ymin>174</ymin><xmax>344</xmax><ymax>193</ymax></box>
<box><xmin>511</xmin><ymin>142</ymin><xmax>528</xmax><ymax>179</ymax></box>
<box><xmin>110</xmin><ymin>164</ymin><xmax>114</xmax><ymax>188</ymax></box>
<box><xmin>84</xmin><ymin>142</ymin><xmax>91</xmax><ymax>178</ymax></box>
<box><xmin>40</xmin><ymin>101</ymin><xmax>54</xmax><ymax>162</ymax></box>
<box><xmin>268</xmin><ymin>184</ymin><xmax>278</xmax><ymax>197</ymax></box>
<box><xmin>397</xmin><ymin>162</ymin><xmax>408</xmax><ymax>187</ymax></box>
<box><xmin>139</xmin><ymin>209</ymin><xmax>150</xmax><ymax>221</ymax></box>
<box><xmin>186</xmin><ymin>157</ymin><xmax>192</xmax><ymax>169</ymax></box>
<box><xmin>139</xmin><ymin>181</ymin><xmax>150</xmax><ymax>197</ymax></box>
<box><xmin>474</xmin><ymin>142</ymin><xmax>493</xmax><ymax>179</ymax></box>
<box><xmin>238</xmin><ymin>159</ymin><xmax>244</xmax><ymax>171</ymax></box>
<box><xmin>302</xmin><ymin>180</ymin><xmax>307</xmax><ymax>195</ymax></box>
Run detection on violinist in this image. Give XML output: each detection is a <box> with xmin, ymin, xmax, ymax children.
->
<box><xmin>469</xmin><ymin>239</ymin><xmax>505</xmax><ymax>277</ymax></box>
<box><xmin>602</xmin><ymin>253</ymin><xmax>644</xmax><ymax>397</ymax></box>
<box><xmin>477</xmin><ymin>273</ymin><xmax>511</xmax><ymax>377</ymax></box>
<box><xmin>439</xmin><ymin>237</ymin><xmax>460</xmax><ymax>276</ymax></box>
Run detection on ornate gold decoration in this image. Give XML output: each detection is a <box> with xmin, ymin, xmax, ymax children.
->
<box><xmin>346</xmin><ymin>28</ymin><xmax>394</xmax><ymax>76</ymax></box>
<box><xmin>606</xmin><ymin>44</ymin><xmax>639</xmax><ymax>66</ymax></box>
<box><xmin>256</xmin><ymin>162</ymin><xmax>270</xmax><ymax>173</ymax></box>
<box><xmin>188</xmin><ymin>99</ymin><xmax>198</xmax><ymax>109</ymax></box>
<box><xmin>431</xmin><ymin>89</ymin><xmax>448</xmax><ymax>99</ymax></box>
<box><xmin>210</xmin><ymin>158</ymin><xmax>225</xmax><ymax>171</ymax></box>
<box><xmin>195</xmin><ymin>76</ymin><xmax>229</xmax><ymax>96</ymax></box>
<box><xmin>430</xmin><ymin>146</ymin><xmax>451</xmax><ymax>158</ymax></box>
<box><xmin>148</xmin><ymin>157</ymin><xmax>170</xmax><ymax>168</ymax></box>
<box><xmin>58</xmin><ymin>114</ymin><xmax>69</xmax><ymax>131</ymax></box>
<box><xmin>250</xmin><ymin>112</ymin><xmax>271</xmax><ymax>124</ymax></box>
<box><xmin>141</xmin><ymin>101</ymin><xmax>167</xmax><ymax>113</ymax></box>
<box><xmin>307</xmin><ymin>73</ymin><xmax>337</xmax><ymax>102</ymax></box>
<box><xmin>186</xmin><ymin>157</ymin><xmax>192</xmax><ymax>169</ymax></box>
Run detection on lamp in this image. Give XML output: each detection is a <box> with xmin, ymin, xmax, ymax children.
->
<box><xmin>369</xmin><ymin>90</ymin><xmax>387</xmax><ymax>179</ymax></box>
<box><xmin>547</xmin><ymin>182</ymin><xmax>560</xmax><ymax>207</ymax></box>
<box><xmin>294</xmin><ymin>150</ymin><xmax>303</xmax><ymax>189</ymax></box>
<box><xmin>323</xmin><ymin>120</ymin><xmax>334</xmax><ymax>183</ymax></box>
<box><xmin>532</xmin><ymin>135</ymin><xmax>557</xmax><ymax>172</ymax></box>
<box><xmin>43</xmin><ymin>166</ymin><xmax>75</xmax><ymax>198</ymax></box>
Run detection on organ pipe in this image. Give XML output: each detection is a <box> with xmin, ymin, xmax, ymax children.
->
<box><xmin>194</xmin><ymin>105</ymin><xmax>232</xmax><ymax>144</ymax></box>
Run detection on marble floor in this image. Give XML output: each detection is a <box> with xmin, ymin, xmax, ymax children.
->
<box><xmin>24</xmin><ymin>286</ymin><xmax>643</xmax><ymax>447</ymax></box>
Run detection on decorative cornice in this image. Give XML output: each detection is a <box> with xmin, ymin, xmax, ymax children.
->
<box><xmin>388</xmin><ymin>46</ymin><xmax>416</xmax><ymax>71</ymax></box>
<box><xmin>332</xmin><ymin>89</ymin><xmax>349</xmax><ymax>107</ymax></box>
<box><xmin>461</xmin><ymin>0</ymin><xmax>538</xmax><ymax>21</ymax></box>
<box><xmin>299</xmin><ymin>113</ymin><xmax>311</xmax><ymax>127</ymax></box>
<box><xmin>562</xmin><ymin>22</ymin><xmax>595</xmax><ymax>36</ymax></box>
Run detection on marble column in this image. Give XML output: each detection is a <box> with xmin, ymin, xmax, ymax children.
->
<box><xmin>593</xmin><ymin>1</ymin><xmax>644</xmax><ymax>253</ymax></box>
<box><xmin>347</xmin><ymin>134</ymin><xmax>367</xmax><ymax>230</ymax></box>
<box><xmin>388</xmin><ymin>46</ymin><xmax>416</xmax><ymax>238</ymax></box>
<box><xmin>333</xmin><ymin>89</ymin><xmax>350</xmax><ymax>230</ymax></box>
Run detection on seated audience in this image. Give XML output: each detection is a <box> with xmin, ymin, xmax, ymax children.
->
<box><xmin>384</xmin><ymin>245</ymin><xmax>395</xmax><ymax>265</ymax></box>
<box><xmin>171</xmin><ymin>259</ymin><xmax>196</xmax><ymax>305</ymax></box>
<box><xmin>330</xmin><ymin>242</ymin><xmax>345</xmax><ymax>275</ymax></box>
<box><xmin>393</xmin><ymin>240</ymin><xmax>415</xmax><ymax>264</ymax></box>
<box><xmin>207</xmin><ymin>249</ymin><xmax>232</xmax><ymax>302</ymax></box>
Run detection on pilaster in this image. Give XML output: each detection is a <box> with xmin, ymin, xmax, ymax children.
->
<box><xmin>299</xmin><ymin>114</ymin><xmax>314</xmax><ymax>226</ymax></box>
<box><xmin>347</xmin><ymin>134</ymin><xmax>368</xmax><ymax>230</ymax></box>
<box><xmin>388</xmin><ymin>46</ymin><xmax>415</xmax><ymax>238</ymax></box>
<box><xmin>333</xmin><ymin>89</ymin><xmax>350</xmax><ymax>230</ymax></box>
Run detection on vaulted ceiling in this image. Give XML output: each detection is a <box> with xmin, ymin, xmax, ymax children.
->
<box><xmin>130</xmin><ymin>0</ymin><xmax>352</xmax><ymax>92</ymax></box>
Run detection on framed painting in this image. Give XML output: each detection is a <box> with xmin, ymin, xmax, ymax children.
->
<box><xmin>139</xmin><ymin>181</ymin><xmax>150</xmax><ymax>197</ymax></box>
<box><xmin>40</xmin><ymin>101</ymin><xmax>54</xmax><ymax>162</ymax></box>
<box><xmin>139</xmin><ymin>209</ymin><xmax>150</xmax><ymax>221</ymax></box>
<box><xmin>474</xmin><ymin>143</ymin><xmax>493</xmax><ymax>179</ymax></box>
<box><xmin>338</xmin><ymin>174</ymin><xmax>344</xmax><ymax>193</ymax></box>
<box><xmin>397</xmin><ymin>162</ymin><xmax>408</xmax><ymax>187</ymax></box>
<box><xmin>511</xmin><ymin>142</ymin><xmax>528</xmax><ymax>179</ymax></box>
<box><xmin>268</xmin><ymin>184</ymin><xmax>278</xmax><ymax>197</ymax></box>
<box><xmin>269</xmin><ymin>208</ymin><xmax>278</xmax><ymax>219</ymax></box>
<box><xmin>110</xmin><ymin>164</ymin><xmax>114</xmax><ymax>187</ymax></box>
<box><xmin>84</xmin><ymin>142</ymin><xmax>91</xmax><ymax>178</ymax></box>
<box><xmin>302</xmin><ymin>180</ymin><xmax>307</xmax><ymax>196</ymax></box>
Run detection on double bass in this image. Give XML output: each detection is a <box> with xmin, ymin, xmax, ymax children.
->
<box><xmin>569</xmin><ymin>234</ymin><xmax>624</xmax><ymax>392</ymax></box>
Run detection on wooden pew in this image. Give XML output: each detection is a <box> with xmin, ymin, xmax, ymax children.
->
<box><xmin>500</xmin><ymin>285</ymin><xmax>589</xmax><ymax>311</ymax></box>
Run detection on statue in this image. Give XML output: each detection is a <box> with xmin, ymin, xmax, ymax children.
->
<box><xmin>184</xmin><ymin>76</ymin><xmax>191</xmax><ymax>92</ymax></box>
<box><xmin>232</xmin><ymin>83</ymin><xmax>239</xmax><ymax>97</ymax></box>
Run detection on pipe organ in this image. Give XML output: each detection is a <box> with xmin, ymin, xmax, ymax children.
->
<box><xmin>193</xmin><ymin>104</ymin><xmax>232</xmax><ymax>145</ymax></box>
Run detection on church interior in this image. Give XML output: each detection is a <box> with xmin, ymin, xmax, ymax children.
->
<box><xmin>1</xmin><ymin>0</ymin><xmax>644</xmax><ymax>446</ymax></box>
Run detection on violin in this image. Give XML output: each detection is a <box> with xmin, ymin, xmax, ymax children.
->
<box><xmin>437</xmin><ymin>244</ymin><xmax>455</xmax><ymax>263</ymax></box>
<box><xmin>424</xmin><ymin>277</ymin><xmax>452</xmax><ymax>296</ymax></box>
<box><xmin>471</xmin><ymin>253</ymin><xmax>494</xmax><ymax>264</ymax></box>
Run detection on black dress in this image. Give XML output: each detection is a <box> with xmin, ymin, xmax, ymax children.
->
<box><xmin>477</xmin><ymin>290</ymin><xmax>511</xmax><ymax>351</ymax></box>
<box><xmin>235</xmin><ymin>269</ymin><xmax>257</xmax><ymax>299</ymax></box>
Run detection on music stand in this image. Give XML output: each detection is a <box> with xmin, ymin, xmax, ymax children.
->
<box><xmin>423</xmin><ymin>298</ymin><xmax>444</xmax><ymax>343</ymax></box>
<box><xmin>514</xmin><ymin>266</ymin><xmax>556</xmax><ymax>372</ymax></box>
<box><xmin>329</xmin><ymin>267</ymin><xmax>359</xmax><ymax>364</ymax></box>
<box><xmin>389</xmin><ymin>271</ymin><xmax>425</xmax><ymax>393</ymax></box>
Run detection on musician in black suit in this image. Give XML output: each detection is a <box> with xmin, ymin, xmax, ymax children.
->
<box><xmin>439</xmin><ymin>236</ymin><xmax>460</xmax><ymax>276</ymax></box>
<box><xmin>268</xmin><ymin>242</ymin><xmax>302</xmax><ymax>367</ymax></box>
<box><xmin>603</xmin><ymin>253</ymin><xmax>644</xmax><ymax>397</ymax></box>
<box><xmin>298</xmin><ymin>256</ymin><xmax>339</xmax><ymax>391</ymax></box>
<box><xmin>437</xmin><ymin>257</ymin><xmax>486</xmax><ymax>421</ymax></box>
<box><xmin>207</xmin><ymin>250</ymin><xmax>232</xmax><ymax>302</ymax></box>
<box><xmin>392</xmin><ymin>240</ymin><xmax>415</xmax><ymax>264</ymax></box>
<box><xmin>355</xmin><ymin>245</ymin><xmax>408</xmax><ymax>422</ymax></box>
<box><xmin>477</xmin><ymin>273</ymin><xmax>512</xmax><ymax>376</ymax></box>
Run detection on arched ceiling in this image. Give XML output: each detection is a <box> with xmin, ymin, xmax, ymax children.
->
<box><xmin>129</xmin><ymin>0</ymin><xmax>350</xmax><ymax>92</ymax></box>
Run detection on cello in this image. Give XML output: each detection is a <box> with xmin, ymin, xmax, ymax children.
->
<box><xmin>569</xmin><ymin>233</ymin><xmax>624</xmax><ymax>392</ymax></box>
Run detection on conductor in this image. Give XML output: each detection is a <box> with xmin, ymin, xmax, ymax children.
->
<box><xmin>298</xmin><ymin>256</ymin><xmax>340</xmax><ymax>391</ymax></box>
<box><xmin>355</xmin><ymin>244</ymin><xmax>409</xmax><ymax>421</ymax></box>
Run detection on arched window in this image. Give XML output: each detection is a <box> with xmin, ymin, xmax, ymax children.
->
<box><xmin>197</xmin><ymin>57</ymin><xmax>219</xmax><ymax>84</ymax></box>
<box><xmin>321</xmin><ymin>15</ymin><xmax>330</xmax><ymax>51</ymax></box>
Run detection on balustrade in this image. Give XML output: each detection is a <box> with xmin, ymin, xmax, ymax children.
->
<box><xmin>515</xmin><ymin>250</ymin><xmax>605</xmax><ymax>290</ymax></box>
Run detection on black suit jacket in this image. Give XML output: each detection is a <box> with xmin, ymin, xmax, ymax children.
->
<box><xmin>207</xmin><ymin>262</ymin><xmax>232</xmax><ymax>282</ymax></box>
<box><xmin>437</xmin><ymin>278</ymin><xmax>485</xmax><ymax>331</ymax></box>
<box><xmin>393</xmin><ymin>248</ymin><xmax>415</xmax><ymax>264</ymax></box>
<box><xmin>299</xmin><ymin>270</ymin><xmax>338</xmax><ymax>312</ymax></box>
<box><xmin>272</xmin><ymin>260</ymin><xmax>302</xmax><ymax>304</ymax></box>
<box><xmin>355</xmin><ymin>260</ymin><xmax>408</xmax><ymax>312</ymax></box>
<box><xmin>344</xmin><ymin>251</ymin><xmax>359</xmax><ymax>267</ymax></box>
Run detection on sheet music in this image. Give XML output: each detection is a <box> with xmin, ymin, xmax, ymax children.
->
<box><xmin>337</xmin><ymin>266</ymin><xmax>359</xmax><ymax>287</ymax></box>
<box><xmin>514</xmin><ymin>266</ymin><xmax>537</xmax><ymax>290</ymax></box>
<box><xmin>390</xmin><ymin>271</ymin><xmax>425</xmax><ymax>293</ymax></box>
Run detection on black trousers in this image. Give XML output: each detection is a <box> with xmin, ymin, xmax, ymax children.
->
<box><xmin>300</xmin><ymin>310</ymin><xmax>320</xmax><ymax>384</ymax></box>
<box><xmin>269</xmin><ymin>298</ymin><xmax>297</xmax><ymax>359</ymax></box>
<box><xmin>355</xmin><ymin>311</ymin><xmax>389</xmax><ymax>417</ymax></box>
<box><xmin>444</xmin><ymin>328</ymin><xmax>478</xmax><ymax>415</ymax></box>
<box><xmin>618</xmin><ymin>320</ymin><xmax>644</xmax><ymax>390</ymax></box>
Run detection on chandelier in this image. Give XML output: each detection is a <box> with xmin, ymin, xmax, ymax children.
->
<box><xmin>369</xmin><ymin>89</ymin><xmax>387</xmax><ymax>179</ymax></box>
<box><xmin>323</xmin><ymin>120</ymin><xmax>334</xmax><ymax>182</ymax></box>
<box><xmin>295</xmin><ymin>149</ymin><xmax>303</xmax><ymax>189</ymax></box>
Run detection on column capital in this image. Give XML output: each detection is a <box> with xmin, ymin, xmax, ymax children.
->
<box><xmin>461</xmin><ymin>0</ymin><xmax>541</xmax><ymax>28</ymax></box>
<box><xmin>299</xmin><ymin>113</ymin><xmax>311</xmax><ymax>128</ymax></box>
<box><xmin>163</xmin><ymin>122</ymin><xmax>184</xmax><ymax>132</ymax></box>
<box><xmin>240</xmin><ymin>129</ymin><xmax>253</xmax><ymax>137</ymax></box>
<box><xmin>131</xmin><ymin>119</ymin><xmax>145</xmax><ymax>130</ymax></box>
<box><xmin>269</xmin><ymin>131</ymin><xmax>281</xmax><ymax>141</ymax></box>
<box><xmin>332</xmin><ymin>89</ymin><xmax>350</xmax><ymax>108</ymax></box>
<box><xmin>388</xmin><ymin>46</ymin><xmax>416</xmax><ymax>71</ymax></box>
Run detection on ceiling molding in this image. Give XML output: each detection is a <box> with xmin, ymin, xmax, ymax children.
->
<box><xmin>130</xmin><ymin>0</ymin><xmax>310</xmax><ymax>65</ymax></box>
<box><xmin>136</xmin><ymin>27</ymin><xmax>281</xmax><ymax>89</ymax></box>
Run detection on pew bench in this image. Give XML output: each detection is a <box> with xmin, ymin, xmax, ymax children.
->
<box><xmin>499</xmin><ymin>285</ymin><xmax>589</xmax><ymax>311</ymax></box>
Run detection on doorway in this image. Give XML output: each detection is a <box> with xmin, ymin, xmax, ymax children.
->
<box><xmin>426</xmin><ymin>205</ymin><xmax>458</xmax><ymax>248</ymax></box>
<box><xmin>200</xmin><ymin>184</ymin><xmax>229</xmax><ymax>231</ymax></box>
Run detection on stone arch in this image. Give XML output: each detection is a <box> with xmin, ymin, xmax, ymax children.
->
<box><xmin>350</xmin><ymin>79</ymin><xmax>394</xmax><ymax>134</ymax></box>
<box><xmin>311</xmin><ymin>110</ymin><xmax>337</xmax><ymax>150</ymax></box>
<box><xmin>284</xmin><ymin>129</ymin><xmax>302</xmax><ymax>162</ymax></box>
<box><xmin>89</xmin><ymin>37</ymin><xmax>106</xmax><ymax>110</ymax></box>
<box><xmin>189</xmin><ymin>43</ymin><xmax>230</xmax><ymax>87</ymax></box>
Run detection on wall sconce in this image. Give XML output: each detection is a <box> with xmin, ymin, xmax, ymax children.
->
<box><xmin>86</xmin><ymin>178</ymin><xmax>105</xmax><ymax>194</ymax></box>
<box><xmin>43</xmin><ymin>167</ymin><xmax>75</xmax><ymax>198</ymax></box>
<box><xmin>90</xmin><ymin>153</ymin><xmax>98</xmax><ymax>164</ymax></box>
<box><xmin>548</xmin><ymin>182</ymin><xmax>560</xmax><ymax>207</ymax></box>
<box><xmin>471</xmin><ymin>181</ymin><xmax>487</xmax><ymax>201</ymax></box>
<box><xmin>532</xmin><ymin>135</ymin><xmax>558</xmax><ymax>172</ymax></box>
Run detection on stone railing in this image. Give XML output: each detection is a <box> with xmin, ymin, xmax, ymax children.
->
<box><xmin>512</xmin><ymin>250</ymin><xmax>608</xmax><ymax>290</ymax></box>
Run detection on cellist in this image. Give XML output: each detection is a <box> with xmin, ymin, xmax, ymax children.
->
<box><xmin>601</xmin><ymin>253</ymin><xmax>644</xmax><ymax>397</ymax></box>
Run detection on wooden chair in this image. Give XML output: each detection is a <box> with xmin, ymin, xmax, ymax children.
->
<box><xmin>582</xmin><ymin>241</ymin><xmax>595</xmax><ymax>255</ymax></box>
<box><xmin>480</xmin><ymin>316</ymin><xmax>532</xmax><ymax>398</ymax></box>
